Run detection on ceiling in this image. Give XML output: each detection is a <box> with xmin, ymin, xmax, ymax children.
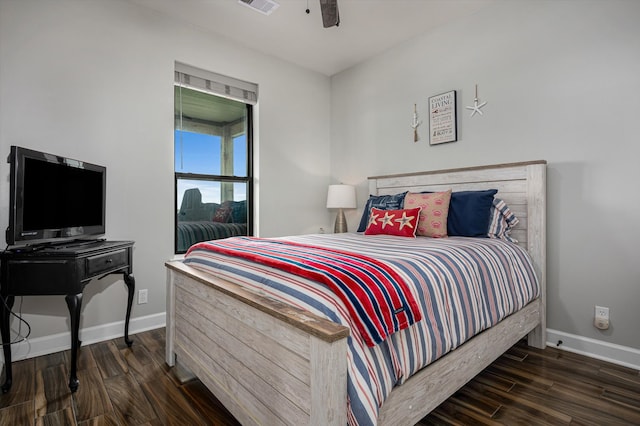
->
<box><xmin>128</xmin><ymin>0</ymin><xmax>498</xmax><ymax>76</ymax></box>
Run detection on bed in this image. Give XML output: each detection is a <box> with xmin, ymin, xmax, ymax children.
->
<box><xmin>165</xmin><ymin>160</ymin><xmax>546</xmax><ymax>425</ymax></box>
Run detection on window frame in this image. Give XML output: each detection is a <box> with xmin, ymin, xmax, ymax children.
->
<box><xmin>174</xmin><ymin>91</ymin><xmax>254</xmax><ymax>254</ymax></box>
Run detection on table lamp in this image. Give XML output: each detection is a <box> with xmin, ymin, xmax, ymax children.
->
<box><xmin>326</xmin><ymin>184</ymin><xmax>356</xmax><ymax>233</ymax></box>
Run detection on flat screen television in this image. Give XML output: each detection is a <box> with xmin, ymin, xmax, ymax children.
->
<box><xmin>6</xmin><ymin>146</ymin><xmax>106</xmax><ymax>248</ymax></box>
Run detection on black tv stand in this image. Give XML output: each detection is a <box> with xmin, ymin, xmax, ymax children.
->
<box><xmin>0</xmin><ymin>240</ymin><xmax>135</xmax><ymax>393</ymax></box>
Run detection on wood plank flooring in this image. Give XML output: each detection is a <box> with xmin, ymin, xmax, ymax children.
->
<box><xmin>1</xmin><ymin>328</ymin><xmax>638</xmax><ymax>425</ymax></box>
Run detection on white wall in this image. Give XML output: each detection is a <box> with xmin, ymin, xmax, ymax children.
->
<box><xmin>0</xmin><ymin>0</ymin><xmax>331</xmax><ymax>344</ymax></box>
<box><xmin>330</xmin><ymin>0</ymin><xmax>640</xmax><ymax>351</ymax></box>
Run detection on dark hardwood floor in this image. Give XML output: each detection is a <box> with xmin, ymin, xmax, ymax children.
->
<box><xmin>1</xmin><ymin>328</ymin><xmax>638</xmax><ymax>425</ymax></box>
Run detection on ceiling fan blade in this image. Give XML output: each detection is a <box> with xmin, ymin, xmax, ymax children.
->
<box><xmin>320</xmin><ymin>0</ymin><xmax>339</xmax><ymax>28</ymax></box>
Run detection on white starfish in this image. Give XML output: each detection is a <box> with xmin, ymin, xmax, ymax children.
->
<box><xmin>380</xmin><ymin>212</ymin><xmax>395</xmax><ymax>228</ymax></box>
<box><xmin>368</xmin><ymin>212</ymin><xmax>380</xmax><ymax>228</ymax></box>
<box><xmin>394</xmin><ymin>211</ymin><xmax>416</xmax><ymax>230</ymax></box>
<box><xmin>465</xmin><ymin>98</ymin><xmax>487</xmax><ymax>117</ymax></box>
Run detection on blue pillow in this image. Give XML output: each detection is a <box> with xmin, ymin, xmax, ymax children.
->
<box><xmin>357</xmin><ymin>192</ymin><xmax>408</xmax><ymax>232</ymax></box>
<box><xmin>447</xmin><ymin>189</ymin><xmax>498</xmax><ymax>237</ymax></box>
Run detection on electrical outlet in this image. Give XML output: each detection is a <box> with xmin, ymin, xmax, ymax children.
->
<box><xmin>138</xmin><ymin>289</ymin><xmax>148</xmax><ymax>305</ymax></box>
<box><xmin>594</xmin><ymin>305</ymin><xmax>609</xmax><ymax>330</ymax></box>
<box><xmin>595</xmin><ymin>305</ymin><xmax>609</xmax><ymax>320</ymax></box>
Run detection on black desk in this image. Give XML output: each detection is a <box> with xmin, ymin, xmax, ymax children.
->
<box><xmin>0</xmin><ymin>240</ymin><xmax>135</xmax><ymax>393</ymax></box>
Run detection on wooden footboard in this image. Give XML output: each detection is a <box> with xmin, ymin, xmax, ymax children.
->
<box><xmin>166</xmin><ymin>261</ymin><xmax>350</xmax><ymax>425</ymax></box>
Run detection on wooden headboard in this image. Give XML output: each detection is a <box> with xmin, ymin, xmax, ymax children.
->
<box><xmin>368</xmin><ymin>160</ymin><xmax>547</xmax><ymax>345</ymax></box>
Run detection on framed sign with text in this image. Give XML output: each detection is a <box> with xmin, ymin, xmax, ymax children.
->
<box><xmin>429</xmin><ymin>90</ymin><xmax>457</xmax><ymax>145</ymax></box>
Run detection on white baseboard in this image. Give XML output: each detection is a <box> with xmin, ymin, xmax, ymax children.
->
<box><xmin>1</xmin><ymin>312</ymin><xmax>166</xmax><ymax>366</ymax></box>
<box><xmin>547</xmin><ymin>328</ymin><xmax>640</xmax><ymax>370</ymax></box>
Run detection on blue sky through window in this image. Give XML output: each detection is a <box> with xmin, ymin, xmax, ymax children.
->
<box><xmin>174</xmin><ymin>130</ymin><xmax>247</xmax><ymax>176</ymax></box>
<box><xmin>174</xmin><ymin>130</ymin><xmax>220</xmax><ymax>174</ymax></box>
<box><xmin>175</xmin><ymin>130</ymin><xmax>248</xmax><ymax>207</ymax></box>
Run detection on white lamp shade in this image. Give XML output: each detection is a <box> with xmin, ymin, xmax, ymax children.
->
<box><xmin>326</xmin><ymin>184</ymin><xmax>356</xmax><ymax>209</ymax></box>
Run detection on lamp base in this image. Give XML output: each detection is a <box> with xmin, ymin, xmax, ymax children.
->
<box><xmin>334</xmin><ymin>209</ymin><xmax>348</xmax><ymax>233</ymax></box>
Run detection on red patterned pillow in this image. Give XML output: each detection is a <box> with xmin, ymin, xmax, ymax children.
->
<box><xmin>403</xmin><ymin>190</ymin><xmax>452</xmax><ymax>238</ymax></box>
<box><xmin>364</xmin><ymin>207</ymin><xmax>421</xmax><ymax>237</ymax></box>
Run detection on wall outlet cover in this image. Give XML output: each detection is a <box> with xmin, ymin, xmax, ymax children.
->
<box><xmin>595</xmin><ymin>305</ymin><xmax>609</xmax><ymax>320</ymax></box>
<box><xmin>138</xmin><ymin>289</ymin><xmax>148</xmax><ymax>305</ymax></box>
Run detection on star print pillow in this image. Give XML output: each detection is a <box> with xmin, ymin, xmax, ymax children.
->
<box><xmin>403</xmin><ymin>190</ymin><xmax>452</xmax><ymax>238</ymax></box>
<box><xmin>364</xmin><ymin>207</ymin><xmax>422</xmax><ymax>238</ymax></box>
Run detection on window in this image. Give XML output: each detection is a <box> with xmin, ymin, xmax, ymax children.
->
<box><xmin>174</xmin><ymin>64</ymin><xmax>256</xmax><ymax>253</ymax></box>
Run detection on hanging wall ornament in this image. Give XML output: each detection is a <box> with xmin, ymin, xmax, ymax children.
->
<box><xmin>465</xmin><ymin>84</ymin><xmax>487</xmax><ymax>117</ymax></box>
<box><xmin>411</xmin><ymin>103</ymin><xmax>422</xmax><ymax>142</ymax></box>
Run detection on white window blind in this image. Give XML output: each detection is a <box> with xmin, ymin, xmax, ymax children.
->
<box><xmin>175</xmin><ymin>62</ymin><xmax>258</xmax><ymax>105</ymax></box>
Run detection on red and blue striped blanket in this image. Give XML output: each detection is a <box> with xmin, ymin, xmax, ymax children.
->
<box><xmin>187</xmin><ymin>237</ymin><xmax>422</xmax><ymax>347</ymax></box>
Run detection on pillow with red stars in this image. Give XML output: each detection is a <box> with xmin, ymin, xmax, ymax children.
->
<box><xmin>364</xmin><ymin>207</ymin><xmax>422</xmax><ymax>238</ymax></box>
<box><xmin>403</xmin><ymin>190</ymin><xmax>452</xmax><ymax>238</ymax></box>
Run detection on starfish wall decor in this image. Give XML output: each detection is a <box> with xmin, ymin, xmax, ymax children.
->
<box><xmin>465</xmin><ymin>84</ymin><xmax>487</xmax><ymax>117</ymax></box>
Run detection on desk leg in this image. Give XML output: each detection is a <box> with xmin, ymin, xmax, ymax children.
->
<box><xmin>123</xmin><ymin>273</ymin><xmax>135</xmax><ymax>347</ymax></box>
<box><xmin>65</xmin><ymin>293</ymin><xmax>82</xmax><ymax>393</ymax></box>
<box><xmin>1</xmin><ymin>295</ymin><xmax>15</xmax><ymax>393</ymax></box>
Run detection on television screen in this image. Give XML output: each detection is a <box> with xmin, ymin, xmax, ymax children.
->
<box><xmin>7</xmin><ymin>146</ymin><xmax>106</xmax><ymax>247</ymax></box>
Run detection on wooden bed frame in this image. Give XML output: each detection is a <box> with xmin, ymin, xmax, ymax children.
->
<box><xmin>165</xmin><ymin>160</ymin><xmax>547</xmax><ymax>425</ymax></box>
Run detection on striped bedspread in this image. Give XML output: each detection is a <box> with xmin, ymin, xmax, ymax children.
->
<box><xmin>183</xmin><ymin>233</ymin><xmax>539</xmax><ymax>426</ymax></box>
